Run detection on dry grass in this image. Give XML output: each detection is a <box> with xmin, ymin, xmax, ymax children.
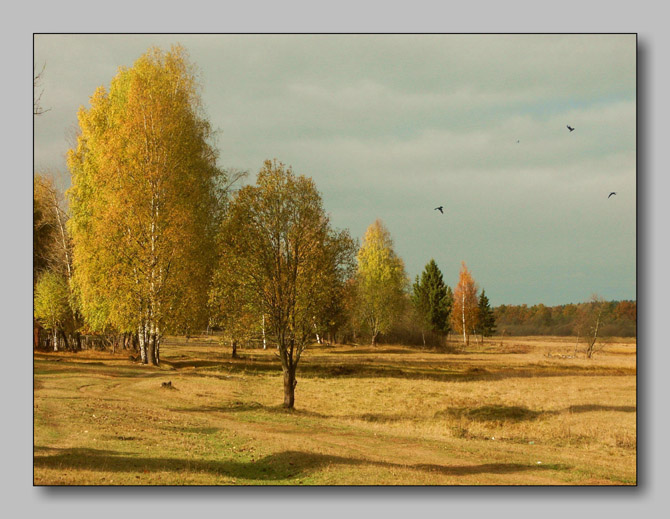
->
<box><xmin>33</xmin><ymin>336</ymin><xmax>636</xmax><ymax>485</ymax></box>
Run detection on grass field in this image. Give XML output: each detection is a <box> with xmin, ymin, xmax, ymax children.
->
<box><xmin>33</xmin><ymin>336</ymin><xmax>636</xmax><ymax>485</ymax></box>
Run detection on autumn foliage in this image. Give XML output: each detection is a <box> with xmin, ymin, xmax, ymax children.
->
<box><xmin>355</xmin><ymin>220</ymin><xmax>408</xmax><ymax>346</ymax></box>
<box><xmin>67</xmin><ymin>45</ymin><xmax>224</xmax><ymax>365</ymax></box>
<box><xmin>34</xmin><ymin>43</ymin><xmax>636</xmax><ymax>415</ymax></box>
<box><xmin>451</xmin><ymin>262</ymin><xmax>480</xmax><ymax>347</ymax></box>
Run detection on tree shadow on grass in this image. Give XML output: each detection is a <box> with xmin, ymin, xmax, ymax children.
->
<box><xmin>180</xmin><ymin>401</ymin><xmax>328</xmax><ymax>419</ymax></box>
<box><xmin>435</xmin><ymin>405</ymin><xmax>556</xmax><ymax>423</ymax></box>
<box><xmin>433</xmin><ymin>403</ymin><xmax>636</xmax><ymax>423</ymax></box>
<box><xmin>180</xmin><ymin>400</ymin><xmax>634</xmax><ymax>425</ymax></box>
<box><xmin>197</xmin><ymin>357</ymin><xmax>632</xmax><ymax>384</ymax></box>
<box><xmin>332</xmin><ymin>348</ymin><xmax>434</xmax><ymax>355</ymax></box>
<box><xmin>33</xmin><ymin>447</ymin><xmax>567</xmax><ymax>482</ymax></box>
<box><xmin>35</xmin><ymin>352</ymin><xmax>634</xmax><ymax>386</ymax></box>
<box><xmin>568</xmin><ymin>404</ymin><xmax>636</xmax><ymax>413</ymax></box>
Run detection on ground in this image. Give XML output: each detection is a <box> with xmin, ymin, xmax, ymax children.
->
<box><xmin>33</xmin><ymin>336</ymin><xmax>636</xmax><ymax>485</ymax></box>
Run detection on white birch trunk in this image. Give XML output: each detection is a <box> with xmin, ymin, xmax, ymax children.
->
<box><xmin>139</xmin><ymin>323</ymin><xmax>147</xmax><ymax>364</ymax></box>
<box><xmin>461</xmin><ymin>289</ymin><xmax>467</xmax><ymax>346</ymax></box>
<box><xmin>50</xmin><ymin>190</ymin><xmax>72</xmax><ymax>280</ymax></box>
<box><xmin>262</xmin><ymin>314</ymin><xmax>267</xmax><ymax>350</ymax></box>
<box><xmin>155</xmin><ymin>323</ymin><xmax>160</xmax><ymax>365</ymax></box>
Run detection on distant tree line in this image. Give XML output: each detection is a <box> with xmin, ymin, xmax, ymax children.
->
<box><xmin>494</xmin><ymin>299</ymin><xmax>636</xmax><ymax>338</ymax></box>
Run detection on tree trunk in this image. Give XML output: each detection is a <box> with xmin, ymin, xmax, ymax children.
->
<box><xmin>462</xmin><ymin>291</ymin><xmax>467</xmax><ymax>347</ymax></box>
<box><xmin>421</xmin><ymin>330</ymin><xmax>426</xmax><ymax>347</ymax></box>
<box><xmin>60</xmin><ymin>329</ymin><xmax>70</xmax><ymax>351</ymax></box>
<box><xmin>262</xmin><ymin>314</ymin><xmax>267</xmax><ymax>350</ymax></box>
<box><xmin>586</xmin><ymin>310</ymin><xmax>602</xmax><ymax>359</ymax></box>
<box><xmin>231</xmin><ymin>339</ymin><xmax>238</xmax><ymax>359</ymax></box>
<box><xmin>148</xmin><ymin>332</ymin><xmax>158</xmax><ymax>366</ymax></box>
<box><xmin>139</xmin><ymin>324</ymin><xmax>147</xmax><ymax>364</ymax></box>
<box><xmin>371</xmin><ymin>331</ymin><xmax>379</xmax><ymax>347</ymax></box>
<box><xmin>53</xmin><ymin>329</ymin><xmax>59</xmax><ymax>352</ymax></box>
<box><xmin>34</xmin><ymin>321</ymin><xmax>40</xmax><ymax>350</ymax></box>
<box><xmin>147</xmin><ymin>335</ymin><xmax>156</xmax><ymax>365</ymax></box>
<box><xmin>155</xmin><ymin>327</ymin><xmax>160</xmax><ymax>365</ymax></box>
<box><xmin>283</xmin><ymin>367</ymin><xmax>297</xmax><ymax>409</ymax></box>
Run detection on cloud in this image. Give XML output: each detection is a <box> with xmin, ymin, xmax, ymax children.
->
<box><xmin>33</xmin><ymin>34</ymin><xmax>636</xmax><ymax>305</ymax></box>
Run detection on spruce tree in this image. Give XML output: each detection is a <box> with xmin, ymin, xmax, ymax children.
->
<box><xmin>477</xmin><ymin>289</ymin><xmax>496</xmax><ymax>337</ymax></box>
<box><xmin>412</xmin><ymin>259</ymin><xmax>452</xmax><ymax>335</ymax></box>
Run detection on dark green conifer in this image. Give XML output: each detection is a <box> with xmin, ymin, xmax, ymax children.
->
<box><xmin>411</xmin><ymin>259</ymin><xmax>453</xmax><ymax>335</ymax></box>
<box><xmin>477</xmin><ymin>289</ymin><xmax>496</xmax><ymax>337</ymax></box>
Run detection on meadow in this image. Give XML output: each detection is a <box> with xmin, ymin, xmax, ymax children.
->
<box><xmin>33</xmin><ymin>336</ymin><xmax>636</xmax><ymax>485</ymax></box>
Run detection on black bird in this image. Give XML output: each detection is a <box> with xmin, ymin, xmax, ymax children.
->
<box><xmin>608</xmin><ymin>192</ymin><xmax>617</xmax><ymax>199</ymax></box>
<box><xmin>567</xmin><ymin>125</ymin><xmax>575</xmax><ymax>132</ymax></box>
<box><xmin>434</xmin><ymin>206</ymin><xmax>444</xmax><ymax>214</ymax></box>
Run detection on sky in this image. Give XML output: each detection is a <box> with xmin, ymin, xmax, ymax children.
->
<box><xmin>33</xmin><ymin>34</ymin><xmax>636</xmax><ymax>306</ymax></box>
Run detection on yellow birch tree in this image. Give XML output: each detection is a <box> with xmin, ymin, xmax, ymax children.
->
<box><xmin>355</xmin><ymin>220</ymin><xmax>408</xmax><ymax>346</ymax></box>
<box><xmin>67</xmin><ymin>45</ymin><xmax>224</xmax><ymax>365</ymax></box>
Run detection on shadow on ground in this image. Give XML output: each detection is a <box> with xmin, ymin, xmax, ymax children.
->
<box><xmin>568</xmin><ymin>404</ymin><xmax>636</xmax><ymax>413</ymax></box>
<box><xmin>435</xmin><ymin>405</ymin><xmax>553</xmax><ymax>422</ymax></box>
<box><xmin>177</xmin><ymin>400</ymin><xmax>635</xmax><ymax>424</ymax></box>
<box><xmin>33</xmin><ymin>447</ymin><xmax>567</xmax><ymax>482</ymax></box>
<box><xmin>161</xmin><ymin>355</ymin><xmax>633</xmax><ymax>384</ymax></box>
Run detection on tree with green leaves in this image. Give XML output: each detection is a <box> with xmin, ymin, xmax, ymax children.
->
<box><xmin>34</xmin><ymin>271</ymin><xmax>72</xmax><ymax>351</ymax></box>
<box><xmin>356</xmin><ymin>220</ymin><xmax>408</xmax><ymax>346</ymax></box>
<box><xmin>33</xmin><ymin>173</ymin><xmax>83</xmax><ymax>350</ymax></box>
<box><xmin>34</xmin><ymin>174</ymin><xmax>71</xmax><ymax>282</ymax></box>
<box><xmin>411</xmin><ymin>259</ymin><xmax>453</xmax><ymax>345</ymax></box>
<box><xmin>211</xmin><ymin>159</ymin><xmax>355</xmax><ymax>408</ymax></box>
<box><xmin>67</xmin><ymin>45</ymin><xmax>225</xmax><ymax>365</ymax></box>
<box><xmin>476</xmin><ymin>289</ymin><xmax>496</xmax><ymax>341</ymax></box>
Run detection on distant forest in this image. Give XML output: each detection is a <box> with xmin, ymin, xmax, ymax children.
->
<box><xmin>493</xmin><ymin>300</ymin><xmax>636</xmax><ymax>338</ymax></box>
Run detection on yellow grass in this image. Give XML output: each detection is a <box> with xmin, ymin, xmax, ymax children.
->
<box><xmin>33</xmin><ymin>336</ymin><xmax>636</xmax><ymax>485</ymax></box>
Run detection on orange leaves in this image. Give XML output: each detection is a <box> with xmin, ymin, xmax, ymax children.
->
<box><xmin>451</xmin><ymin>262</ymin><xmax>480</xmax><ymax>342</ymax></box>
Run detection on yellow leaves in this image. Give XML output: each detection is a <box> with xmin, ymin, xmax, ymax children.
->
<box><xmin>67</xmin><ymin>45</ymin><xmax>223</xmax><ymax>334</ymax></box>
<box><xmin>356</xmin><ymin>220</ymin><xmax>408</xmax><ymax>336</ymax></box>
<box><xmin>34</xmin><ymin>271</ymin><xmax>71</xmax><ymax>331</ymax></box>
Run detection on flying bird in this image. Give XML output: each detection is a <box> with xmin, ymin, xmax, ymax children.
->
<box><xmin>608</xmin><ymin>192</ymin><xmax>617</xmax><ymax>199</ymax></box>
<box><xmin>567</xmin><ymin>125</ymin><xmax>575</xmax><ymax>132</ymax></box>
<box><xmin>434</xmin><ymin>206</ymin><xmax>444</xmax><ymax>214</ymax></box>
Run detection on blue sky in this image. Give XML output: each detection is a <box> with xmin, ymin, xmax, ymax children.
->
<box><xmin>34</xmin><ymin>34</ymin><xmax>636</xmax><ymax>306</ymax></box>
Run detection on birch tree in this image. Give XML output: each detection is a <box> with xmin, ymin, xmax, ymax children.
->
<box><xmin>356</xmin><ymin>220</ymin><xmax>408</xmax><ymax>346</ymax></box>
<box><xmin>34</xmin><ymin>174</ymin><xmax>71</xmax><ymax>281</ymax></box>
<box><xmin>67</xmin><ymin>45</ymin><xmax>224</xmax><ymax>365</ymax></box>
<box><xmin>451</xmin><ymin>261</ymin><xmax>479</xmax><ymax>347</ymax></box>
<box><xmin>584</xmin><ymin>294</ymin><xmax>607</xmax><ymax>359</ymax></box>
<box><xmin>34</xmin><ymin>271</ymin><xmax>71</xmax><ymax>351</ymax></box>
